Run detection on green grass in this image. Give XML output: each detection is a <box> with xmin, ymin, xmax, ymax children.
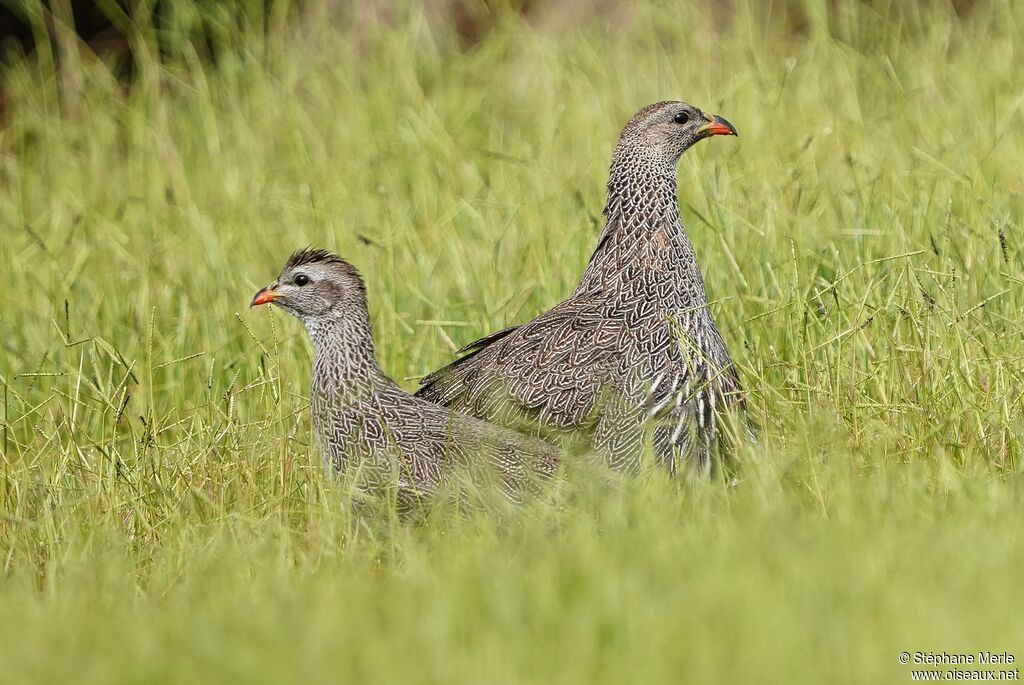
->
<box><xmin>1</xmin><ymin>1</ymin><xmax>1023</xmax><ymax>682</ymax></box>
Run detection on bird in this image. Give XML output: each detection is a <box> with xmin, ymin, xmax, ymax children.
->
<box><xmin>251</xmin><ymin>248</ymin><xmax>560</xmax><ymax>505</ymax></box>
<box><xmin>417</xmin><ymin>101</ymin><xmax>744</xmax><ymax>474</ymax></box>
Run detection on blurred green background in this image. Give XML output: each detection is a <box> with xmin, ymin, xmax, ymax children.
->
<box><xmin>0</xmin><ymin>1</ymin><xmax>1021</xmax><ymax>683</ymax></box>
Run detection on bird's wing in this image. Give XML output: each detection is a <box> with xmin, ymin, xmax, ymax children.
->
<box><xmin>416</xmin><ymin>297</ymin><xmax>626</xmax><ymax>434</ymax></box>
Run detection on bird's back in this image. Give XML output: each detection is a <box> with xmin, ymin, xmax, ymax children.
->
<box><xmin>416</xmin><ymin>257</ymin><xmax>743</xmax><ymax>470</ymax></box>
<box><xmin>315</xmin><ymin>380</ymin><xmax>560</xmax><ymax>501</ymax></box>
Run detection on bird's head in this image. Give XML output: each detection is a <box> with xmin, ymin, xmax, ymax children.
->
<box><xmin>615</xmin><ymin>100</ymin><xmax>737</xmax><ymax>165</ymax></box>
<box><xmin>250</xmin><ymin>248</ymin><xmax>366</xmax><ymax>322</ymax></box>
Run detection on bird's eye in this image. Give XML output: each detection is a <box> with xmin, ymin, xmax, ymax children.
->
<box><xmin>673</xmin><ymin>112</ymin><xmax>690</xmax><ymax>125</ymax></box>
<box><xmin>294</xmin><ymin>274</ymin><xmax>310</xmax><ymax>286</ymax></box>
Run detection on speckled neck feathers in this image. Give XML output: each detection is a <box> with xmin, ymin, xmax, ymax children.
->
<box><xmin>304</xmin><ymin>305</ymin><xmax>394</xmax><ymax>409</ymax></box>
<box><xmin>574</xmin><ymin>139</ymin><xmax>707</xmax><ymax>308</ymax></box>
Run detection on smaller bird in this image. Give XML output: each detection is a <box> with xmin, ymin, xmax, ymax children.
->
<box><xmin>251</xmin><ymin>248</ymin><xmax>560</xmax><ymax>505</ymax></box>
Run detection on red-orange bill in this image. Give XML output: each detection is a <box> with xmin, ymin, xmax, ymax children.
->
<box><xmin>251</xmin><ymin>288</ymin><xmax>277</xmax><ymax>306</ymax></box>
<box><xmin>702</xmin><ymin>115</ymin><xmax>738</xmax><ymax>137</ymax></box>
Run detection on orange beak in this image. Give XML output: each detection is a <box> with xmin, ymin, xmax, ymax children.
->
<box><xmin>696</xmin><ymin>115</ymin><xmax>738</xmax><ymax>137</ymax></box>
<box><xmin>250</xmin><ymin>287</ymin><xmax>278</xmax><ymax>307</ymax></box>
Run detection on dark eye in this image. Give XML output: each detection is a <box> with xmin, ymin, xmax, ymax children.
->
<box><xmin>673</xmin><ymin>111</ymin><xmax>690</xmax><ymax>125</ymax></box>
<box><xmin>294</xmin><ymin>274</ymin><xmax>310</xmax><ymax>286</ymax></box>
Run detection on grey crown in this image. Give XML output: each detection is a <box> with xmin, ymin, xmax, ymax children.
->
<box><xmin>417</xmin><ymin>101</ymin><xmax>744</xmax><ymax>473</ymax></box>
<box><xmin>252</xmin><ymin>249</ymin><xmax>560</xmax><ymax>503</ymax></box>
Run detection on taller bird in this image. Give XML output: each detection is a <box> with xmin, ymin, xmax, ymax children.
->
<box><xmin>417</xmin><ymin>101</ymin><xmax>743</xmax><ymax>473</ymax></box>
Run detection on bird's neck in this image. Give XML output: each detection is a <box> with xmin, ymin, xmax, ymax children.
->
<box><xmin>304</xmin><ymin>310</ymin><xmax>391</xmax><ymax>402</ymax></box>
<box><xmin>604</xmin><ymin>152</ymin><xmax>681</xmax><ymax>224</ymax></box>
<box><xmin>572</xmin><ymin>149</ymin><xmax>709</xmax><ymax>306</ymax></box>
